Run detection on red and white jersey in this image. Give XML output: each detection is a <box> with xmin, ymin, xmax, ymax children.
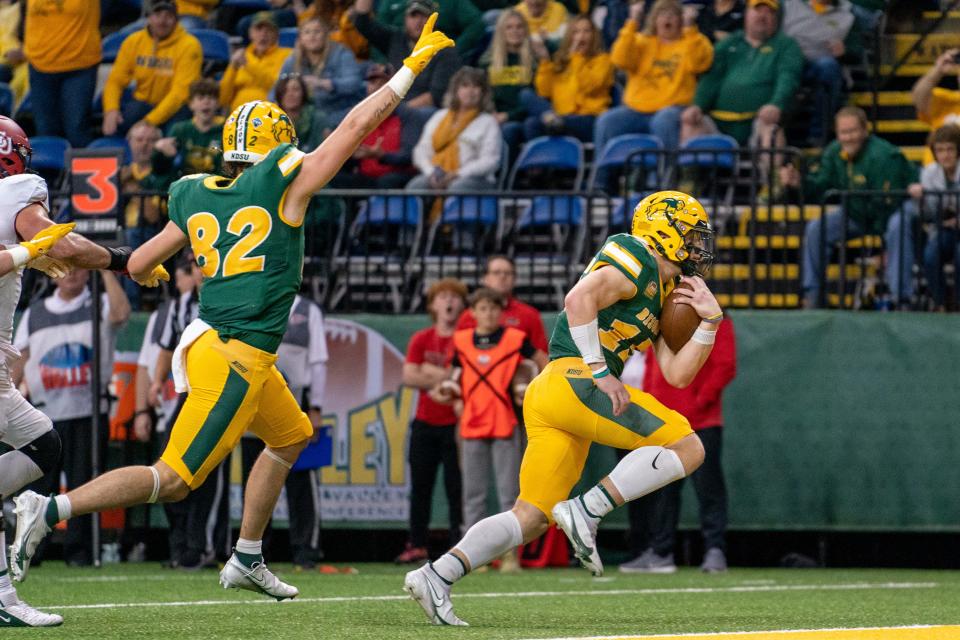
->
<box><xmin>0</xmin><ymin>173</ymin><xmax>49</xmax><ymax>348</ymax></box>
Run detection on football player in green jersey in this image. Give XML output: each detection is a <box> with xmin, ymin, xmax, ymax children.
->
<box><xmin>404</xmin><ymin>191</ymin><xmax>723</xmax><ymax>626</ymax></box>
<box><xmin>10</xmin><ymin>14</ymin><xmax>454</xmax><ymax>608</ymax></box>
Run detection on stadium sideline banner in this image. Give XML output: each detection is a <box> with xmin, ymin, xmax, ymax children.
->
<box><xmin>112</xmin><ymin>311</ymin><xmax>960</xmax><ymax>531</ymax></box>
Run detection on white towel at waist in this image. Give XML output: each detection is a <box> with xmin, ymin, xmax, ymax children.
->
<box><xmin>172</xmin><ymin>318</ymin><xmax>213</xmax><ymax>393</ymax></box>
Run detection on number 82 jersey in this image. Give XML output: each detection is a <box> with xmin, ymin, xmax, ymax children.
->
<box><xmin>167</xmin><ymin>143</ymin><xmax>306</xmax><ymax>354</ymax></box>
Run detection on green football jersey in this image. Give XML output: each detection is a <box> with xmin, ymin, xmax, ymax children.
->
<box><xmin>550</xmin><ymin>234</ymin><xmax>671</xmax><ymax>377</ymax></box>
<box><xmin>168</xmin><ymin>143</ymin><xmax>307</xmax><ymax>353</ymax></box>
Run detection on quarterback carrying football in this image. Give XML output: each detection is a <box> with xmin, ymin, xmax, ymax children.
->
<box><xmin>405</xmin><ymin>191</ymin><xmax>724</xmax><ymax>626</ymax></box>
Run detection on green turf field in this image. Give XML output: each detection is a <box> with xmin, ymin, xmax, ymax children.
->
<box><xmin>10</xmin><ymin>563</ymin><xmax>960</xmax><ymax>638</ymax></box>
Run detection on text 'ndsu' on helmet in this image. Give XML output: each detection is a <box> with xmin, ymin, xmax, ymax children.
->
<box><xmin>630</xmin><ymin>190</ymin><xmax>714</xmax><ymax>277</ymax></box>
<box><xmin>0</xmin><ymin>116</ymin><xmax>32</xmax><ymax>178</ymax></box>
<box><xmin>222</xmin><ymin>100</ymin><xmax>298</xmax><ymax>165</ymax></box>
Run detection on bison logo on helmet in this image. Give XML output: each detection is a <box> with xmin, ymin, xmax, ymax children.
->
<box><xmin>644</xmin><ymin>195</ymin><xmax>684</xmax><ymax>221</ymax></box>
<box><xmin>0</xmin><ymin>132</ymin><xmax>11</xmax><ymax>155</ymax></box>
<box><xmin>272</xmin><ymin>114</ymin><xmax>296</xmax><ymax>143</ymax></box>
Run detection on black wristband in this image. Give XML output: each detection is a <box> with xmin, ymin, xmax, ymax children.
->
<box><xmin>106</xmin><ymin>246</ymin><xmax>132</xmax><ymax>273</ymax></box>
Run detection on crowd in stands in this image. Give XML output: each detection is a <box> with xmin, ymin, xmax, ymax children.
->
<box><xmin>5</xmin><ymin>0</ymin><xmax>960</xmax><ymax>310</ymax></box>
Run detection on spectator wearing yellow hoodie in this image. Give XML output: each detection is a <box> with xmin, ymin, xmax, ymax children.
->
<box><xmin>102</xmin><ymin>1</ymin><xmax>202</xmax><ymax>137</ymax></box>
<box><xmin>593</xmin><ymin>0</ymin><xmax>713</xmax><ymax>153</ymax></box>
<box><xmin>524</xmin><ymin>16</ymin><xmax>613</xmax><ymax>143</ymax></box>
<box><xmin>23</xmin><ymin>0</ymin><xmax>101</xmax><ymax>146</ymax></box>
<box><xmin>219</xmin><ymin>11</ymin><xmax>292</xmax><ymax>112</ymax></box>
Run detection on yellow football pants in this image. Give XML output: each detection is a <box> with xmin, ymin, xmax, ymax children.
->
<box><xmin>160</xmin><ymin>330</ymin><xmax>312</xmax><ymax>489</ymax></box>
<box><xmin>519</xmin><ymin>357</ymin><xmax>694</xmax><ymax>521</ymax></box>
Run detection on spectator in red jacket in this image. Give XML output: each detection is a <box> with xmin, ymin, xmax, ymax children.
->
<box><xmin>619</xmin><ymin>315</ymin><xmax>736</xmax><ymax>574</ymax></box>
<box><xmin>456</xmin><ymin>254</ymin><xmax>548</xmax><ymax>352</ymax></box>
<box><xmin>333</xmin><ymin>63</ymin><xmax>415</xmax><ymax>188</ymax></box>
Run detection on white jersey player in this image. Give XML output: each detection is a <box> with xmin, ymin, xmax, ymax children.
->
<box><xmin>0</xmin><ymin>115</ymin><xmax>167</xmax><ymax>627</ymax></box>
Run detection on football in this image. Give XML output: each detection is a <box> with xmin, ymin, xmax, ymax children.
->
<box><xmin>660</xmin><ymin>281</ymin><xmax>700</xmax><ymax>352</ymax></box>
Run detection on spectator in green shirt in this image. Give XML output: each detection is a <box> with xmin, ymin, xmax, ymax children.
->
<box><xmin>373</xmin><ymin>0</ymin><xmax>487</xmax><ymax>61</ymax></box>
<box><xmin>681</xmin><ymin>0</ymin><xmax>803</xmax><ymax>154</ymax></box>
<box><xmin>151</xmin><ymin>78</ymin><xmax>224</xmax><ymax>189</ymax></box>
<box><xmin>478</xmin><ymin>9</ymin><xmax>537</xmax><ymax>156</ymax></box>
<box><xmin>779</xmin><ymin>107</ymin><xmax>920</xmax><ymax>308</ymax></box>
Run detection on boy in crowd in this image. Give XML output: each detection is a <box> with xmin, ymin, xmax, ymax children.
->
<box><xmin>439</xmin><ymin>288</ymin><xmax>546</xmax><ymax>571</ymax></box>
<box><xmin>152</xmin><ymin>78</ymin><xmax>224</xmax><ymax>188</ymax></box>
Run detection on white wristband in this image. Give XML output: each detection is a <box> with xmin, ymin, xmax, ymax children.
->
<box><xmin>9</xmin><ymin>245</ymin><xmax>31</xmax><ymax>268</ymax></box>
<box><xmin>386</xmin><ymin>66</ymin><xmax>416</xmax><ymax>99</ymax></box>
<box><xmin>569</xmin><ymin>318</ymin><xmax>605</xmax><ymax>365</ymax></box>
<box><xmin>691</xmin><ymin>327</ymin><xmax>717</xmax><ymax>346</ymax></box>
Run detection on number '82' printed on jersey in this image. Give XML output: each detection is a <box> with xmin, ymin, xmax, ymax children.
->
<box><xmin>186</xmin><ymin>206</ymin><xmax>272</xmax><ymax>279</ymax></box>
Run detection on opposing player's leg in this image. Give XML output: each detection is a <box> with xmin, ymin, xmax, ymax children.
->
<box><xmin>219</xmin><ymin>364</ymin><xmax>311</xmax><ymax>601</ymax></box>
<box><xmin>546</xmin><ymin>360</ymin><xmax>703</xmax><ymax>575</ymax></box>
<box><xmin>11</xmin><ymin>331</ymin><xmax>267</xmax><ymax>582</ymax></box>
<box><xmin>403</xmin><ymin>367</ymin><xmax>591</xmax><ymax>626</ymax></box>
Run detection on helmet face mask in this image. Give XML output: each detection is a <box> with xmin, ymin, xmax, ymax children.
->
<box><xmin>222</xmin><ymin>101</ymin><xmax>298</xmax><ymax>166</ymax></box>
<box><xmin>630</xmin><ymin>190</ymin><xmax>714</xmax><ymax>278</ymax></box>
<box><xmin>0</xmin><ymin>116</ymin><xmax>32</xmax><ymax>178</ymax></box>
<box><xmin>680</xmin><ymin>227</ymin><xmax>714</xmax><ymax>277</ymax></box>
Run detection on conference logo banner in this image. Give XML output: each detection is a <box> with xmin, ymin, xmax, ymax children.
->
<box><xmin>318</xmin><ymin>318</ymin><xmax>415</xmax><ymax>522</ymax></box>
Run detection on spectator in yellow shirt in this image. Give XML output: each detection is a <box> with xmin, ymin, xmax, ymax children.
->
<box><xmin>23</xmin><ymin>0</ymin><xmax>101</xmax><ymax>146</ymax></box>
<box><xmin>913</xmin><ymin>48</ymin><xmax>960</xmax><ymax>166</ymax></box>
<box><xmin>514</xmin><ymin>0</ymin><xmax>568</xmax><ymax>47</ymax></box>
<box><xmin>175</xmin><ymin>0</ymin><xmax>219</xmax><ymax>30</ymax></box>
<box><xmin>594</xmin><ymin>0</ymin><xmax>713</xmax><ymax>153</ymax></box>
<box><xmin>0</xmin><ymin>0</ymin><xmax>28</xmax><ymax>107</ymax></box>
<box><xmin>220</xmin><ymin>11</ymin><xmax>293</xmax><ymax>111</ymax></box>
<box><xmin>102</xmin><ymin>1</ymin><xmax>203</xmax><ymax>137</ymax></box>
<box><xmin>524</xmin><ymin>16</ymin><xmax>613</xmax><ymax>143</ymax></box>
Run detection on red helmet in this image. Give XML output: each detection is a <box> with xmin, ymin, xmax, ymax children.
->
<box><xmin>0</xmin><ymin>116</ymin><xmax>32</xmax><ymax>178</ymax></box>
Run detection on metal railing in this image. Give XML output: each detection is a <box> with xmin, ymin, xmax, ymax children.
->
<box><xmin>50</xmin><ymin>180</ymin><xmax>960</xmax><ymax>314</ymax></box>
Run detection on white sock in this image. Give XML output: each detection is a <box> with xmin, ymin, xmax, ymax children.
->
<box><xmin>0</xmin><ymin>528</ymin><xmax>14</xmax><ymax>603</ymax></box>
<box><xmin>607</xmin><ymin>446</ymin><xmax>685</xmax><ymax>503</ymax></box>
<box><xmin>0</xmin><ymin>450</ymin><xmax>43</xmax><ymax>496</ymax></box>
<box><xmin>433</xmin><ymin>511</ymin><xmax>523</xmax><ymax>584</ymax></box>
<box><xmin>54</xmin><ymin>494</ymin><xmax>72</xmax><ymax>522</ymax></box>
<box><xmin>235</xmin><ymin>537</ymin><xmax>262</xmax><ymax>556</ymax></box>
<box><xmin>580</xmin><ymin>483</ymin><xmax>619</xmax><ymax>520</ymax></box>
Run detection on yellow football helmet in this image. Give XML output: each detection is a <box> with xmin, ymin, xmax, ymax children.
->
<box><xmin>631</xmin><ymin>190</ymin><xmax>714</xmax><ymax>277</ymax></box>
<box><xmin>222</xmin><ymin>100</ymin><xmax>298</xmax><ymax>164</ymax></box>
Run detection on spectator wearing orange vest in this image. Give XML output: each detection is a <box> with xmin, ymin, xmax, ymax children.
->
<box><xmin>438</xmin><ymin>288</ymin><xmax>547</xmax><ymax>572</ymax></box>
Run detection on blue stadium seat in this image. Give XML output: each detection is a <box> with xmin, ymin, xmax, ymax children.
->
<box><xmin>101</xmin><ymin>23</ymin><xmax>143</xmax><ymax>63</ymax></box>
<box><xmin>359</xmin><ymin>195</ymin><xmax>423</xmax><ymax>228</ymax></box>
<box><xmin>279</xmin><ymin>27</ymin><xmax>298</xmax><ymax>48</ymax></box>
<box><xmin>517</xmin><ymin>195</ymin><xmax>584</xmax><ymax>229</ymax></box>
<box><xmin>220</xmin><ymin>0</ymin><xmax>270</xmax><ymax>7</ymax></box>
<box><xmin>678</xmin><ymin>134</ymin><xmax>739</xmax><ymax>170</ymax></box>
<box><xmin>189</xmin><ymin>29</ymin><xmax>232</xmax><ymax>64</ymax></box>
<box><xmin>587</xmin><ymin>133</ymin><xmax>663</xmax><ymax>191</ymax></box>
<box><xmin>30</xmin><ymin>136</ymin><xmax>71</xmax><ymax>172</ymax></box>
<box><xmin>610</xmin><ymin>194</ymin><xmax>644</xmax><ymax>230</ymax></box>
<box><xmin>87</xmin><ymin>136</ymin><xmax>133</xmax><ymax>164</ymax></box>
<box><xmin>0</xmin><ymin>83</ymin><xmax>12</xmax><ymax>117</ymax></box>
<box><xmin>13</xmin><ymin>91</ymin><xmax>29</xmax><ymax>121</ymax></box>
<box><xmin>507</xmin><ymin>135</ymin><xmax>584</xmax><ymax>190</ymax></box>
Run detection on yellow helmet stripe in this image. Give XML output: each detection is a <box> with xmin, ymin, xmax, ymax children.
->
<box><xmin>234</xmin><ymin>102</ymin><xmax>256</xmax><ymax>154</ymax></box>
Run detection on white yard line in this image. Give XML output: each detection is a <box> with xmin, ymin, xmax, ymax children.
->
<box><xmin>42</xmin><ymin>581</ymin><xmax>937</xmax><ymax>611</ymax></box>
